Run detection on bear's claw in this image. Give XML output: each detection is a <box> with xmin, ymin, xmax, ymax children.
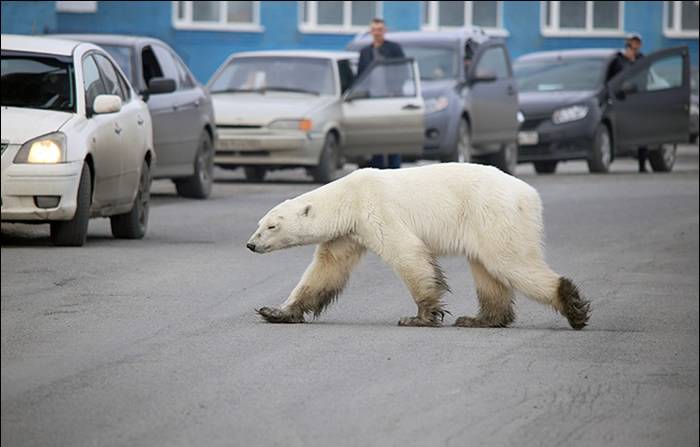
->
<box><xmin>256</xmin><ymin>307</ymin><xmax>305</xmax><ymax>324</ymax></box>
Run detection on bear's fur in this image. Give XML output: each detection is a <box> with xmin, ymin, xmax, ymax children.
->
<box><xmin>247</xmin><ymin>163</ymin><xmax>590</xmax><ymax>329</ymax></box>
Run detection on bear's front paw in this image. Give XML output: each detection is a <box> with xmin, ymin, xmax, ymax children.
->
<box><xmin>398</xmin><ymin>316</ymin><xmax>441</xmax><ymax>327</ymax></box>
<box><xmin>256</xmin><ymin>307</ymin><xmax>305</xmax><ymax>324</ymax></box>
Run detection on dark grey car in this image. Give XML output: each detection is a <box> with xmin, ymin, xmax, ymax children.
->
<box><xmin>514</xmin><ymin>47</ymin><xmax>691</xmax><ymax>174</ymax></box>
<box><xmin>56</xmin><ymin>34</ymin><xmax>217</xmax><ymax>198</ymax></box>
<box><xmin>348</xmin><ymin>28</ymin><xmax>520</xmax><ymax>174</ymax></box>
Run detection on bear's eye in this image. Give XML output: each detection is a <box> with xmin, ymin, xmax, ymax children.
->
<box><xmin>267</xmin><ymin>225</ymin><xmax>277</xmax><ymax>230</ymax></box>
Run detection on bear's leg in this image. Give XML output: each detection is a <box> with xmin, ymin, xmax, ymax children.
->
<box><xmin>455</xmin><ymin>259</ymin><xmax>515</xmax><ymax>328</ymax></box>
<box><xmin>257</xmin><ymin>237</ymin><xmax>365</xmax><ymax>323</ymax></box>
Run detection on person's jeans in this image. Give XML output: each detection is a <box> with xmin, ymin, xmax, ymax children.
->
<box><xmin>370</xmin><ymin>154</ymin><xmax>402</xmax><ymax>169</ymax></box>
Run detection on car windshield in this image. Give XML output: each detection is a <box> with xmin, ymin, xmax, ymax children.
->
<box><xmin>209</xmin><ymin>57</ymin><xmax>335</xmax><ymax>96</ymax></box>
<box><xmin>401</xmin><ymin>44</ymin><xmax>459</xmax><ymax>81</ymax></box>
<box><xmin>1</xmin><ymin>52</ymin><xmax>76</xmax><ymax>112</ymax></box>
<box><xmin>514</xmin><ymin>57</ymin><xmax>608</xmax><ymax>92</ymax></box>
<box><xmin>99</xmin><ymin>44</ymin><xmax>133</xmax><ymax>83</ymax></box>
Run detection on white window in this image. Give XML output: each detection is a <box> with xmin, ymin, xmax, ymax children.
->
<box><xmin>299</xmin><ymin>1</ymin><xmax>382</xmax><ymax>33</ymax></box>
<box><xmin>663</xmin><ymin>1</ymin><xmax>699</xmax><ymax>38</ymax></box>
<box><xmin>172</xmin><ymin>1</ymin><xmax>263</xmax><ymax>32</ymax></box>
<box><xmin>56</xmin><ymin>1</ymin><xmax>97</xmax><ymax>13</ymax></box>
<box><xmin>421</xmin><ymin>1</ymin><xmax>507</xmax><ymax>36</ymax></box>
<box><xmin>541</xmin><ymin>1</ymin><xmax>625</xmax><ymax>37</ymax></box>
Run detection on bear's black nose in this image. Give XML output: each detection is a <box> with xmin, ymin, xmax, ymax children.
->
<box><xmin>246</xmin><ymin>243</ymin><xmax>257</xmax><ymax>252</ymax></box>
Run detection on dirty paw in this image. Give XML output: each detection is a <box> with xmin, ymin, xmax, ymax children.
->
<box><xmin>256</xmin><ymin>307</ymin><xmax>305</xmax><ymax>324</ymax></box>
<box><xmin>398</xmin><ymin>316</ymin><xmax>441</xmax><ymax>327</ymax></box>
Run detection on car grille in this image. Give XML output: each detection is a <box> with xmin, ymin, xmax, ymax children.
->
<box><xmin>217</xmin><ymin>124</ymin><xmax>263</xmax><ymax>129</ymax></box>
<box><xmin>521</xmin><ymin>117</ymin><xmax>549</xmax><ymax>131</ymax></box>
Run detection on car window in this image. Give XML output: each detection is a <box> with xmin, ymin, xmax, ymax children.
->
<box><xmin>152</xmin><ymin>45</ymin><xmax>181</xmax><ymax>90</ymax></box>
<box><xmin>174</xmin><ymin>54</ymin><xmax>195</xmax><ymax>89</ymax></box>
<box><xmin>476</xmin><ymin>47</ymin><xmax>509</xmax><ymax>79</ymax></box>
<box><xmin>1</xmin><ymin>53</ymin><xmax>76</xmax><ymax>112</ymax></box>
<box><xmin>401</xmin><ymin>44</ymin><xmax>459</xmax><ymax>81</ymax></box>
<box><xmin>99</xmin><ymin>44</ymin><xmax>133</xmax><ymax>84</ymax></box>
<box><xmin>94</xmin><ymin>53</ymin><xmax>126</xmax><ymax>101</ymax></box>
<box><xmin>337</xmin><ymin>59</ymin><xmax>355</xmax><ymax>93</ymax></box>
<box><xmin>351</xmin><ymin>60</ymin><xmax>416</xmax><ymax>99</ymax></box>
<box><xmin>514</xmin><ymin>57</ymin><xmax>608</xmax><ymax>92</ymax></box>
<box><xmin>141</xmin><ymin>45</ymin><xmax>164</xmax><ymax>89</ymax></box>
<box><xmin>627</xmin><ymin>54</ymin><xmax>683</xmax><ymax>93</ymax></box>
<box><xmin>82</xmin><ymin>55</ymin><xmax>107</xmax><ymax>113</ymax></box>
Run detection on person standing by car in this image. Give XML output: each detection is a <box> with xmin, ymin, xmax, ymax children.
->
<box><xmin>607</xmin><ymin>33</ymin><xmax>649</xmax><ymax>172</ymax></box>
<box><xmin>357</xmin><ymin>18</ymin><xmax>405</xmax><ymax>169</ymax></box>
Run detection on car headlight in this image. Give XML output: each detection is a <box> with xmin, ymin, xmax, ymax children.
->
<box><xmin>268</xmin><ymin>119</ymin><xmax>313</xmax><ymax>132</ymax></box>
<box><xmin>517</xmin><ymin>110</ymin><xmax>525</xmax><ymax>124</ymax></box>
<box><xmin>424</xmin><ymin>96</ymin><xmax>450</xmax><ymax>114</ymax></box>
<box><xmin>552</xmin><ymin>105</ymin><xmax>589</xmax><ymax>125</ymax></box>
<box><xmin>690</xmin><ymin>103</ymin><xmax>699</xmax><ymax>117</ymax></box>
<box><xmin>14</xmin><ymin>132</ymin><xmax>66</xmax><ymax>164</ymax></box>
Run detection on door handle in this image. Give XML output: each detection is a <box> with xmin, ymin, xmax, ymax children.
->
<box><xmin>137</xmin><ymin>116</ymin><xmax>144</xmax><ymax>126</ymax></box>
<box><xmin>114</xmin><ymin>123</ymin><xmax>122</xmax><ymax>135</ymax></box>
<box><xmin>507</xmin><ymin>85</ymin><xmax>516</xmax><ymax>95</ymax></box>
<box><xmin>402</xmin><ymin>104</ymin><xmax>422</xmax><ymax>110</ymax></box>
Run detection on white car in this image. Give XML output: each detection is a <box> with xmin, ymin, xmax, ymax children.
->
<box><xmin>1</xmin><ymin>34</ymin><xmax>154</xmax><ymax>246</ymax></box>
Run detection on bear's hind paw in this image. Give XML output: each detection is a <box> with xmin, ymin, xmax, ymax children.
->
<box><xmin>398</xmin><ymin>316</ymin><xmax>442</xmax><ymax>327</ymax></box>
<box><xmin>256</xmin><ymin>307</ymin><xmax>305</xmax><ymax>324</ymax></box>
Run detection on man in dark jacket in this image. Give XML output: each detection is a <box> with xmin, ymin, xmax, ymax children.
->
<box><xmin>358</xmin><ymin>18</ymin><xmax>405</xmax><ymax>169</ymax></box>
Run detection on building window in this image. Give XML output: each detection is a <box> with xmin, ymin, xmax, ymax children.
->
<box><xmin>56</xmin><ymin>1</ymin><xmax>97</xmax><ymax>13</ymax></box>
<box><xmin>664</xmin><ymin>1</ymin><xmax>699</xmax><ymax>38</ymax></box>
<box><xmin>299</xmin><ymin>1</ymin><xmax>382</xmax><ymax>33</ymax></box>
<box><xmin>421</xmin><ymin>1</ymin><xmax>507</xmax><ymax>36</ymax></box>
<box><xmin>172</xmin><ymin>1</ymin><xmax>263</xmax><ymax>32</ymax></box>
<box><xmin>541</xmin><ymin>1</ymin><xmax>624</xmax><ymax>37</ymax></box>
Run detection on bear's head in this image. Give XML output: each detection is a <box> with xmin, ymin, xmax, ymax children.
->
<box><xmin>246</xmin><ymin>198</ymin><xmax>318</xmax><ymax>253</ymax></box>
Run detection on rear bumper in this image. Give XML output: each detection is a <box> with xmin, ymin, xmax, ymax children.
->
<box><xmin>518</xmin><ymin>115</ymin><xmax>596</xmax><ymax>162</ymax></box>
<box><xmin>1</xmin><ymin>158</ymin><xmax>83</xmax><ymax>221</ymax></box>
<box><xmin>214</xmin><ymin>129</ymin><xmax>325</xmax><ymax>167</ymax></box>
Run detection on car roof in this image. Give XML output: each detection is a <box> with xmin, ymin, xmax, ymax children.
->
<box><xmin>229</xmin><ymin>50</ymin><xmax>358</xmax><ymax>60</ymax></box>
<box><xmin>1</xmin><ymin>33</ymin><xmax>83</xmax><ymax>56</ymax></box>
<box><xmin>349</xmin><ymin>27</ymin><xmax>492</xmax><ymax>47</ymax></box>
<box><xmin>516</xmin><ymin>48</ymin><xmax>618</xmax><ymax>62</ymax></box>
<box><xmin>51</xmin><ymin>33</ymin><xmax>165</xmax><ymax>47</ymax></box>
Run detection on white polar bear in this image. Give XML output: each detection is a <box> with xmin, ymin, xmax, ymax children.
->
<box><xmin>247</xmin><ymin>163</ymin><xmax>590</xmax><ymax>329</ymax></box>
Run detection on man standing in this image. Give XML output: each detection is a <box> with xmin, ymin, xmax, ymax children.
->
<box><xmin>607</xmin><ymin>33</ymin><xmax>648</xmax><ymax>172</ymax></box>
<box><xmin>358</xmin><ymin>18</ymin><xmax>405</xmax><ymax>169</ymax></box>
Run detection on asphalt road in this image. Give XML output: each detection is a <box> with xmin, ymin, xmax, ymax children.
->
<box><xmin>2</xmin><ymin>147</ymin><xmax>699</xmax><ymax>447</ymax></box>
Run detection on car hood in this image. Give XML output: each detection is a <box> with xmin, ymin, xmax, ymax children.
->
<box><xmin>421</xmin><ymin>79</ymin><xmax>458</xmax><ymax>98</ymax></box>
<box><xmin>518</xmin><ymin>90</ymin><xmax>596</xmax><ymax>116</ymax></box>
<box><xmin>0</xmin><ymin>107</ymin><xmax>74</xmax><ymax>145</ymax></box>
<box><xmin>211</xmin><ymin>93</ymin><xmax>335</xmax><ymax>126</ymax></box>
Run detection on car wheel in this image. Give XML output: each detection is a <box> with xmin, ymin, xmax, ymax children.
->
<box><xmin>311</xmin><ymin>133</ymin><xmax>339</xmax><ymax>183</ymax></box>
<box><xmin>533</xmin><ymin>160</ymin><xmax>558</xmax><ymax>174</ymax></box>
<box><xmin>587</xmin><ymin>124</ymin><xmax>612</xmax><ymax>173</ymax></box>
<box><xmin>489</xmin><ymin>141</ymin><xmax>518</xmax><ymax>175</ymax></box>
<box><xmin>110</xmin><ymin>159</ymin><xmax>151</xmax><ymax>239</ymax></box>
<box><xmin>174</xmin><ymin>131</ymin><xmax>214</xmax><ymax>199</ymax></box>
<box><xmin>444</xmin><ymin>118</ymin><xmax>471</xmax><ymax>163</ymax></box>
<box><xmin>648</xmin><ymin>144</ymin><xmax>676</xmax><ymax>173</ymax></box>
<box><xmin>50</xmin><ymin>162</ymin><xmax>91</xmax><ymax>247</ymax></box>
<box><xmin>244</xmin><ymin>166</ymin><xmax>267</xmax><ymax>182</ymax></box>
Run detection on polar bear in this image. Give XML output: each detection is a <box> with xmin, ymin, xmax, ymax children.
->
<box><xmin>247</xmin><ymin>163</ymin><xmax>590</xmax><ymax>329</ymax></box>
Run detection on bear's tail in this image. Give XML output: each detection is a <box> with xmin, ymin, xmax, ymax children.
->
<box><xmin>558</xmin><ymin>277</ymin><xmax>591</xmax><ymax>330</ymax></box>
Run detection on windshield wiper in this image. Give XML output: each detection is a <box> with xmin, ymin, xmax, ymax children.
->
<box><xmin>262</xmin><ymin>86</ymin><xmax>320</xmax><ymax>95</ymax></box>
<box><xmin>209</xmin><ymin>88</ymin><xmax>264</xmax><ymax>94</ymax></box>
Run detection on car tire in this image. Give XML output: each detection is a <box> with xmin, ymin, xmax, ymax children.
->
<box><xmin>443</xmin><ymin>118</ymin><xmax>471</xmax><ymax>163</ymax></box>
<box><xmin>50</xmin><ymin>162</ymin><xmax>91</xmax><ymax>247</ymax></box>
<box><xmin>311</xmin><ymin>133</ymin><xmax>339</xmax><ymax>183</ymax></box>
<box><xmin>244</xmin><ymin>166</ymin><xmax>267</xmax><ymax>182</ymax></box>
<box><xmin>110</xmin><ymin>159</ymin><xmax>151</xmax><ymax>239</ymax></box>
<box><xmin>648</xmin><ymin>144</ymin><xmax>676</xmax><ymax>173</ymax></box>
<box><xmin>587</xmin><ymin>124</ymin><xmax>612</xmax><ymax>173</ymax></box>
<box><xmin>534</xmin><ymin>160</ymin><xmax>558</xmax><ymax>174</ymax></box>
<box><xmin>489</xmin><ymin>141</ymin><xmax>518</xmax><ymax>175</ymax></box>
<box><xmin>174</xmin><ymin>131</ymin><xmax>214</xmax><ymax>199</ymax></box>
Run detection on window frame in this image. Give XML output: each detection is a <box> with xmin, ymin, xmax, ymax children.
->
<box><xmin>540</xmin><ymin>1</ymin><xmax>626</xmax><ymax>38</ymax></box>
<box><xmin>298</xmin><ymin>1</ymin><xmax>383</xmax><ymax>34</ymax></box>
<box><xmin>172</xmin><ymin>1</ymin><xmax>263</xmax><ymax>32</ymax></box>
<box><xmin>663</xmin><ymin>1</ymin><xmax>699</xmax><ymax>39</ymax></box>
<box><xmin>420</xmin><ymin>1</ymin><xmax>508</xmax><ymax>37</ymax></box>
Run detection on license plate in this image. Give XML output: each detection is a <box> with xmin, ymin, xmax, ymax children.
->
<box><xmin>517</xmin><ymin>131</ymin><xmax>539</xmax><ymax>146</ymax></box>
<box><xmin>218</xmin><ymin>139</ymin><xmax>260</xmax><ymax>150</ymax></box>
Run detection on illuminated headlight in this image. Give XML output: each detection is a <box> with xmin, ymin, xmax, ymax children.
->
<box><xmin>424</xmin><ymin>96</ymin><xmax>450</xmax><ymax>114</ymax></box>
<box><xmin>14</xmin><ymin>132</ymin><xmax>66</xmax><ymax>164</ymax></box>
<box><xmin>517</xmin><ymin>110</ymin><xmax>525</xmax><ymax>124</ymax></box>
<box><xmin>552</xmin><ymin>105</ymin><xmax>589</xmax><ymax>125</ymax></box>
<box><xmin>690</xmin><ymin>103</ymin><xmax>699</xmax><ymax>117</ymax></box>
<box><xmin>268</xmin><ymin>119</ymin><xmax>313</xmax><ymax>132</ymax></box>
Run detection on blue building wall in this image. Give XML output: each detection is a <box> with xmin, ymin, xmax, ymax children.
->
<box><xmin>1</xmin><ymin>1</ymin><xmax>697</xmax><ymax>83</ymax></box>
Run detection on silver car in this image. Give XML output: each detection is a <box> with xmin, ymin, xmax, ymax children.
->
<box><xmin>208</xmin><ymin>50</ymin><xmax>424</xmax><ymax>182</ymax></box>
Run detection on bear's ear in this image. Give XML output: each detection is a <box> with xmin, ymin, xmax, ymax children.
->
<box><xmin>300</xmin><ymin>204</ymin><xmax>312</xmax><ymax>217</ymax></box>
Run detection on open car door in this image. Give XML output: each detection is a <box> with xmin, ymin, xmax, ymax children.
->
<box><xmin>607</xmin><ymin>46</ymin><xmax>690</xmax><ymax>149</ymax></box>
<box><xmin>340</xmin><ymin>58</ymin><xmax>424</xmax><ymax>157</ymax></box>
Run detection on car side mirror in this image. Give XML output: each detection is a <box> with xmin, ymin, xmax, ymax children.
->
<box><xmin>93</xmin><ymin>94</ymin><xmax>122</xmax><ymax>114</ymax></box>
<box><xmin>344</xmin><ymin>89</ymin><xmax>370</xmax><ymax>102</ymax></box>
<box><xmin>470</xmin><ymin>69</ymin><xmax>497</xmax><ymax>84</ymax></box>
<box><xmin>615</xmin><ymin>81</ymin><xmax>638</xmax><ymax>99</ymax></box>
<box><xmin>148</xmin><ymin>77</ymin><xmax>176</xmax><ymax>95</ymax></box>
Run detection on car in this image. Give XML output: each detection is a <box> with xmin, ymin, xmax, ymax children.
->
<box><xmin>514</xmin><ymin>47</ymin><xmax>691</xmax><ymax>174</ymax></box>
<box><xmin>207</xmin><ymin>50</ymin><xmax>424</xmax><ymax>183</ymax></box>
<box><xmin>1</xmin><ymin>34</ymin><xmax>154</xmax><ymax>246</ymax></box>
<box><xmin>55</xmin><ymin>34</ymin><xmax>217</xmax><ymax>199</ymax></box>
<box><xmin>347</xmin><ymin>28</ymin><xmax>520</xmax><ymax>175</ymax></box>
